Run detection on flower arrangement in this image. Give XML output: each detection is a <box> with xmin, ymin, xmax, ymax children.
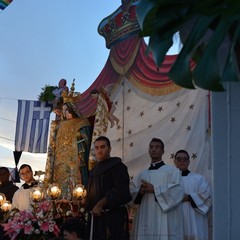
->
<box><xmin>38</xmin><ymin>85</ymin><xmax>58</xmax><ymax>102</ymax></box>
<box><xmin>2</xmin><ymin>201</ymin><xmax>60</xmax><ymax>240</ymax></box>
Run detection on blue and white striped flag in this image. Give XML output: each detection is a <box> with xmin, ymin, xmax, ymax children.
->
<box><xmin>15</xmin><ymin>100</ymin><xmax>52</xmax><ymax>153</ymax></box>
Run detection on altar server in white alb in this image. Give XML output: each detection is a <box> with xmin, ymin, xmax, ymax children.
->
<box><xmin>130</xmin><ymin>138</ymin><xmax>185</xmax><ymax>240</ymax></box>
<box><xmin>174</xmin><ymin>149</ymin><xmax>212</xmax><ymax>240</ymax></box>
<box><xmin>12</xmin><ymin>164</ymin><xmax>38</xmax><ymax>211</ymax></box>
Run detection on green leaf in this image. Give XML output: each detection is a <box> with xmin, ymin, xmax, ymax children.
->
<box><xmin>38</xmin><ymin>85</ymin><xmax>58</xmax><ymax>102</ymax></box>
<box><xmin>136</xmin><ymin>0</ymin><xmax>158</xmax><ymax>35</ymax></box>
<box><xmin>221</xmin><ymin>23</ymin><xmax>240</xmax><ymax>83</ymax></box>
<box><xmin>136</xmin><ymin>0</ymin><xmax>240</xmax><ymax>91</ymax></box>
<box><xmin>137</xmin><ymin>0</ymin><xmax>192</xmax><ymax>36</ymax></box>
<box><xmin>168</xmin><ymin>55</ymin><xmax>195</xmax><ymax>89</ymax></box>
<box><xmin>193</xmin><ymin>20</ymin><xmax>229</xmax><ymax>90</ymax></box>
<box><xmin>148</xmin><ymin>34</ymin><xmax>173</xmax><ymax>66</ymax></box>
<box><xmin>168</xmin><ymin>15</ymin><xmax>215</xmax><ymax>88</ymax></box>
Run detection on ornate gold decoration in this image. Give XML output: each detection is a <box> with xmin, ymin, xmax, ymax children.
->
<box><xmin>62</xmin><ymin>79</ymin><xmax>81</xmax><ymax>104</ymax></box>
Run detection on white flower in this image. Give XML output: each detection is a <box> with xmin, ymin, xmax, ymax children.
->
<box><xmin>80</xmin><ymin>207</ymin><xmax>85</xmax><ymax>213</ymax></box>
<box><xmin>34</xmin><ymin>229</ymin><xmax>41</xmax><ymax>234</ymax></box>
<box><xmin>37</xmin><ymin>211</ymin><xmax>44</xmax><ymax>218</ymax></box>
<box><xmin>38</xmin><ymin>220</ymin><xmax>43</xmax><ymax>226</ymax></box>
<box><xmin>66</xmin><ymin>210</ymin><xmax>72</xmax><ymax>216</ymax></box>
<box><xmin>29</xmin><ymin>205</ymin><xmax>34</xmax><ymax>211</ymax></box>
<box><xmin>26</xmin><ymin>220</ymin><xmax>32</xmax><ymax>226</ymax></box>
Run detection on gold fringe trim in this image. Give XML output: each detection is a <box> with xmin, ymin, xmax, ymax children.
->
<box><xmin>127</xmin><ymin>75</ymin><xmax>182</xmax><ymax>96</ymax></box>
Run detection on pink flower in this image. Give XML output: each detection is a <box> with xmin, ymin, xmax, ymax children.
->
<box><xmin>54</xmin><ymin>224</ymin><xmax>61</xmax><ymax>235</ymax></box>
<box><xmin>1</xmin><ymin>200</ymin><xmax>61</xmax><ymax>239</ymax></box>
<box><xmin>24</xmin><ymin>224</ymin><xmax>34</xmax><ymax>234</ymax></box>
<box><xmin>40</xmin><ymin>221</ymin><xmax>50</xmax><ymax>232</ymax></box>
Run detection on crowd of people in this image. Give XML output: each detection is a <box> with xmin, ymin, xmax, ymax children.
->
<box><xmin>0</xmin><ymin>77</ymin><xmax>211</xmax><ymax>240</ymax></box>
<box><xmin>0</xmin><ymin>136</ymin><xmax>212</xmax><ymax>240</ymax></box>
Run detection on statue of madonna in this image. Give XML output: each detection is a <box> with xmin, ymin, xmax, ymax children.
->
<box><xmin>44</xmin><ymin>81</ymin><xmax>92</xmax><ymax>199</ymax></box>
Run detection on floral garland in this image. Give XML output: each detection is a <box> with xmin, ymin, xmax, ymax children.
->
<box><xmin>38</xmin><ymin>85</ymin><xmax>58</xmax><ymax>102</ymax></box>
<box><xmin>2</xmin><ymin>201</ymin><xmax>60</xmax><ymax>240</ymax></box>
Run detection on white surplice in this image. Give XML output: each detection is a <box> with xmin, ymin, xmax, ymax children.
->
<box><xmin>12</xmin><ymin>187</ymin><xmax>33</xmax><ymax>211</ymax></box>
<box><xmin>130</xmin><ymin>165</ymin><xmax>185</xmax><ymax>240</ymax></box>
<box><xmin>182</xmin><ymin>172</ymin><xmax>212</xmax><ymax>240</ymax></box>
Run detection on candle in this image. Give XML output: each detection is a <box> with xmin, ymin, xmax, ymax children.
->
<box><xmin>1</xmin><ymin>201</ymin><xmax>11</xmax><ymax>212</ymax></box>
<box><xmin>76</xmin><ymin>187</ymin><xmax>83</xmax><ymax>193</ymax></box>
<box><xmin>73</xmin><ymin>184</ymin><xmax>86</xmax><ymax>199</ymax></box>
<box><xmin>47</xmin><ymin>183</ymin><xmax>61</xmax><ymax>199</ymax></box>
<box><xmin>50</xmin><ymin>186</ymin><xmax>61</xmax><ymax>198</ymax></box>
<box><xmin>51</xmin><ymin>186</ymin><xmax>58</xmax><ymax>194</ymax></box>
<box><xmin>32</xmin><ymin>190</ymin><xmax>42</xmax><ymax>201</ymax></box>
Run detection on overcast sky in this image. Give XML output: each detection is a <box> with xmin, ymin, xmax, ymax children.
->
<box><xmin>0</xmin><ymin>0</ymin><xmax>120</xmax><ymax>172</ymax></box>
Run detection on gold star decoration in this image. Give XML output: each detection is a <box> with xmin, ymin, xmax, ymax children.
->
<box><xmin>158</xmin><ymin>106</ymin><xmax>163</xmax><ymax>112</ymax></box>
<box><xmin>140</xmin><ymin>111</ymin><xmax>144</xmax><ymax>117</ymax></box>
<box><xmin>129</xmin><ymin>142</ymin><xmax>134</xmax><ymax>147</ymax></box>
<box><xmin>191</xmin><ymin>153</ymin><xmax>197</xmax><ymax>160</ymax></box>
<box><xmin>186</xmin><ymin>125</ymin><xmax>191</xmax><ymax>131</ymax></box>
<box><xmin>189</xmin><ymin>104</ymin><xmax>194</xmax><ymax>109</ymax></box>
<box><xmin>127</xmin><ymin>129</ymin><xmax>133</xmax><ymax>135</ymax></box>
<box><xmin>170</xmin><ymin>117</ymin><xmax>176</xmax><ymax>123</ymax></box>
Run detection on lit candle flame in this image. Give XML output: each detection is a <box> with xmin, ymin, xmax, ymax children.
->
<box><xmin>32</xmin><ymin>190</ymin><xmax>42</xmax><ymax>201</ymax></box>
<box><xmin>1</xmin><ymin>201</ymin><xmax>11</xmax><ymax>212</ymax></box>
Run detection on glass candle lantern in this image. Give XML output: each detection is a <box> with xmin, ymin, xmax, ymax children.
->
<box><xmin>30</xmin><ymin>186</ymin><xmax>44</xmax><ymax>202</ymax></box>
<box><xmin>47</xmin><ymin>183</ymin><xmax>61</xmax><ymax>200</ymax></box>
<box><xmin>72</xmin><ymin>184</ymin><xmax>87</xmax><ymax>199</ymax></box>
<box><xmin>1</xmin><ymin>201</ymin><xmax>12</xmax><ymax>212</ymax></box>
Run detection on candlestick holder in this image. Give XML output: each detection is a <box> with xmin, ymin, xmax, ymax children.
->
<box><xmin>72</xmin><ymin>184</ymin><xmax>87</xmax><ymax>200</ymax></box>
<box><xmin>47</xmin><ymin>183</ymin><xmax>62</xmax><ymax>200</ymax></box>
<box><xmin>1</xmin><ymin>201</ymin><xmax>12</xmax><ymax>212</ymax></box>
<box><xmin>30</xmin><ymin>186</ymin><xmax>44</xmax><ymax>202</ymax></box>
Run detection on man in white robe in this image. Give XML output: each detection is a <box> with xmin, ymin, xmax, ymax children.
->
<box><xmin>174</xmin><ymin>150</ymin><xmax>212</xmax><ymax>240</ymax></box>
<box><xmin>12</xmin><ymin>164</ymin><xmax>38</xmax><ymax>211</ymax></box>
<box><xmin>130</xmin><ymin>138</ymin><xmax>185</xmax><ymax>240</ymax></box>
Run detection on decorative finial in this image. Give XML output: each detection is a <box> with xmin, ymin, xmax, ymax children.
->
<box><xmin>70</xmin><ymin>79</ymin><xmax>75</xmax><ymax>93</ymax></box>
<box><xmin>62</xmin><ymin>79</ymin><xmax>81</xmax><ymax>104</ymax></box>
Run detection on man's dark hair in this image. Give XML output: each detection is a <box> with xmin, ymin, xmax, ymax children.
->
<box><xmin>19</xmin><ymin>164</ymin><xmax>32</xmax><ymax>172</ymax></box>
<box><xmin>62</xmin><ymin>217</ymin><xmax>85</xmax><ymax>238</ymax></box>
<box><xmin>150</xmin><ymin>138</ymin><xmax>164</xmax><ymax>151</ymax></box>
<box><xmin>0</xmin><ymin>167</ymin><xmax>10</xmax><ymax>174</ymax></box>
<box><xmin>174</xmin><ymin>149</ymin><xmax>190</xmax><ymax>160</ymax></box>
<box><xmin>95</xmin><ymin>136</ymin><xmax>111</xmax><ymax>147</ymax></box>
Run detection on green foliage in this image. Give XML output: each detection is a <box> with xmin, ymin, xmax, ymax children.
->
<box><xmin>136</xmin><ymin>0</ymin><xmax>240</xmax><ymax>91</ymax></box>
<box><xmin>38</xmin><ymin>85</ymin><xmax>58</xmax><ymax>102</ymax></box>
